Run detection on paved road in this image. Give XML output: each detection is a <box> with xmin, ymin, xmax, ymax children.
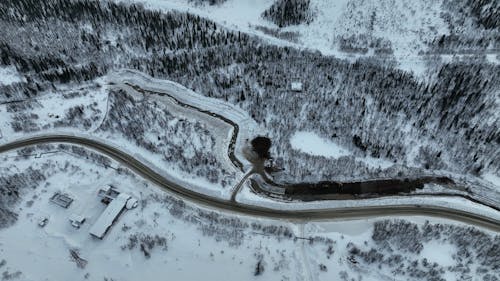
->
<box><xmin>1</xmin><ymin>135</ymin><xmax>499</xmax><ymax>231</ymax></box>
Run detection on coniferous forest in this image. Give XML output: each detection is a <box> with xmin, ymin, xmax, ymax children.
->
<box><xmin>0</xmin><ymin>0</ymin><xmax>498</xmax><ymax>185</ymax></box>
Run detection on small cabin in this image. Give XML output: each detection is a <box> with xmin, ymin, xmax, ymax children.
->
<box><xmin>69</xmin><ymin>214</ymin><xmax>86</xmax><ymax>229</ymax></box>
<box><xmin>291</xmin><ymin>81</ymin><xmax>303</xmax><ymax>92</ymax></box>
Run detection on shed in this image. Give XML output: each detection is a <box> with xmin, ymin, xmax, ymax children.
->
<box><xmin>291</xmin><ymin>81</ymin><xmax>303</xmax><ymax>92</ymax></box>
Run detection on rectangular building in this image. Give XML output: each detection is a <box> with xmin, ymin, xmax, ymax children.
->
<box><xmin>50</xmin><ymin>193</ymin><xmax>73</xmax><ymax>208</ymax></box>
<box><xmin>89</xmin><ymin>193</ymin><xmax>130</xmax><ymax>239</ymax></box>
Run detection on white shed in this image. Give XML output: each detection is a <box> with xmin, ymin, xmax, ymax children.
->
<box><xmin>69</xmin><ymin>214</ymin><xmax>86</xmax><ymax>229</ymax></box>
<box><xmin>291</xmin><ymin>81</ymin><xmax>303</xmax><ymax>92</ymax></box>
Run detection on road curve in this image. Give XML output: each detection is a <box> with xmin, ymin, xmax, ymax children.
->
<box><xmin>1</xmin><ymin>135</ymin><xmax>499</xmax><ymax>232</ymax></box>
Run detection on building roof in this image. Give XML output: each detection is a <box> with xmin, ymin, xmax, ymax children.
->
<box><xmin>291</xmin><ymin>81</ymin><xmax>303</xmax><ymax>92</ymax></box>
<box><xmin>89</xmin><ymin>193</ymin><xmax>130</xmax><ymax>239</ymax></box>
<box><xmin>97</xmin><ymin>185</ymin><xmax>120</xmax><ymax>200</ymax></box>
<box><xmin>50</xmin><ymin>193</ymin><xmax>73</xmax><ymax>208</ymax></box>
<box><xmin>69</xmin><ymin>214</ymin><xmax>86</xmax><ymax>223</ymax></box>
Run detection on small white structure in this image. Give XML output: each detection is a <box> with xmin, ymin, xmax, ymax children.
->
<box><xmin>69</xmin><ymin>214</ymin><xmax>86</xmax><ymax>229</ymax></box>
<box><xmin>97</xmin><ymin>185</ymin><xmax>120</xmax><ymax>204</ymax></box>
<box><xmin>291</xmin><ymin>81</ymin><xmax>303</xmax><ymax>92</ymax></box>
<box><xmin>89</xmin><ymin>193</ymin><xmax>130</xmax><ymax>239</ymax></box>
<box><xmin>38</xmin><ymin>217</ymin><xmax>49</xmax><ymax>227</ymax></box>
<box><xmin>125</xmin><ymin>198</ymin><xmax>138</xmax><ymax>210</ymax></box>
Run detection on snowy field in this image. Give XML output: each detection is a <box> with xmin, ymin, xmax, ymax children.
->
<box><xmin>0</xmin><ymin>146</ymin><xmax>498</xmax><ymax>281</ymax></box>
<box><xmin>290</xmin><ymin>131</ymin><xmax>350</xmax><ymax>159</ymax></box>
<box><xmin>0</xmin><ymin>65</ymin><xmax>25</xmax><ymax>86</ymax></box>
<box><xmin>289</xmin><ymin>130</ymin><xmax>394</xmax><ymax>170</ymax></box>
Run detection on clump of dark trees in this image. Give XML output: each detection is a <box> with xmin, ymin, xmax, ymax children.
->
<box><xmin>251</xmin><ymin>136</ymin><xmax>272</xmax><ymax>159</ymax></box>
<box><xmin>0</xmin><ymin>0</ymin><xmax>498</xmax><ymax>185</ymax></box>
<box><xmin>0</xmin><ymin>167</ymin><xmax>45</xmax><ymax>228</ymax></box>
<box><xmin>429</xmin><ymin>0</ymin><xmax>499</xmax><ymax>53</ymax></box>
<box><xmin>122</xmin><ymin>233</ymin><xmax>168</xmax><ymax>259</ymax></box>
<box><xmin>189</xmin><ymin>0</ymin><xmax>227</xmax><ymax>6</ymax></box>
<box><xmin>338</xmin><ymin>34</ymin><xmax>393</xmax><ymax>55</ymax></box>
<box><xmin>262</xmin><ymin>0</ymin><xmax>313</xmax><ymax>27</ymax></box>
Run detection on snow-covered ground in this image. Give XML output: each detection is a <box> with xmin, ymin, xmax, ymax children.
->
<box><xmin>290</xmin><ymin>131</ymin><xmax>350</xmax><ymax>159</ymax></box>
<box><xmin>1</xmin><ymin>69</ymin><xmax>498</xmax><ymax>203</ymax></box>
<box><xmin>290</xmin><ymin>130</ymin><xmax>394</xmax><ymax>169</ymax></box>
<box><xmin>0</xmin><ymin>79</ymin><xmax>108</xmax><ymax>139</ymax></box>
<box><xmin>0</xmin><ymin>65</ymin><xmax>26</xmax><ymax>86</ymax></box>
<box><xmin>0</xmin><ymin>147</ymin><xmax>301</xmax><ymax>280</ymax></box>
<box><xmin>1</xmin><ymin>146</ymin><xmax>498</xmax><ymax>281</ymax></box>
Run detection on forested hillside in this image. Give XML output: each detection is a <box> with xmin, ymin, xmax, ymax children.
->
<box><xmin>261</xmin><ymin>0</ymin><xmax>313</xmax><ymax>27</ymax></box>
<box><xmin>0</xmin><ymin>0</ymin><xmax>498</xmax><ymax>185</ymax></box>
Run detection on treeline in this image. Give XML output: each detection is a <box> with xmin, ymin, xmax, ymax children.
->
<box><xmin>181</xmin><ymin>49</ymin><xmax>499</xmax><ymax>181</ymax></box>
<box><xmin>262</xmin><ymin>0</ymin><xmax>313</xmax><ymax>27</ymax></box>
<box><xmin>188</xmin><ymin>0</ymin><xmax>227</xmax><ymax>5</ymax></box>
<box><xmin>430</xmin><ymin>0</ymin><xmax>499</xmax><ymax>53</ymax></box>
<box><xmin>466</xmin><ymin>0</ymin><xmax>500</xmax><ymax>30</ymax></box>
<box><xmin>0</xmin><ymin>0</ymin><xmax>251</xmax><ymax>100</ymax></box>
<box><xmin>0</xmin><ymin>167</ymin><xmax>45</xmax><ymax>228</ymax></box>
<box><xmin>338</xmin><ymin>34</ymin><xmax>393</xmax><ymax>55</ymax></box>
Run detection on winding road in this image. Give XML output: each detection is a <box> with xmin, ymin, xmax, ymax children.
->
<box><xmin>1</xmin><ymin>135</ymin><xmax>499</xmax><ymax>231</ymax></box>
<box><xmin>117</xmin><ymin>77</ymin><xmax>500</xmax><ymax>213</ymax></box>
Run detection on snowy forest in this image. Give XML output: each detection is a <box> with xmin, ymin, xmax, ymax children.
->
<box><xmin>261</xmin><ymin>0</ymin><xmax>313</xmax><ymax>27</ymax></box>
<box><xmin>0</xmin><ymin>1</ymin><xmax>499</xmax><ymax>280</ymax></box>
<box><xmin>98</xmin><ymin>88</ymin><xmax>236</xmax><ymax>187</ymax></box>
<box><xmin>344</xmin><ymin>219</ymin><xmax>500</xmax><ymax>281</ymax></box>
<box><xmin>0</xmin><ymin>0</ymin><xmax>498</xmax><ymax>186</ymax></box>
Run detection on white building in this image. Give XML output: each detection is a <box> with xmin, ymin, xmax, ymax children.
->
<box><xmin>97</xmin><ymin>185</ymin><xmax>120</xmax><ymax>204</ymax></box>
<box><xmin>291</xmin><ymin>81</ymin><xmax>303</xmax><ymax>92</ymax></box>
<box><xmin>89</xmin><ymin>193</ymin><xmax>130</xmax><ymax>239</ymax></box>
<box><xmin>69</xmin><ymin>214</ymin><xmax>86</xmax><ymax>229</ymax></box>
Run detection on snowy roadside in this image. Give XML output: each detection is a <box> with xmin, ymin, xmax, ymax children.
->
<box><xmin>236</xmin><ymin>180</ymin><xmax>500</xmax><ymax>223</ymax></box>
<box><xmin>0</xmin><ymin>73</ymin><xmax>244</xmax><ymax>200</ymax></box>
<box><xmin>0</xmin><ymin>148</ymin><xmax>498</xmax><ymax>281</ymax></box>
<box><xmin>1</xmin><ymin>70</ymin><xmax>498</xmax><ymax>214</ymax></box>
<box><xmin>109</xmin><ymin>68</ymin><xmax>262</xmax><ymax>170</ymax></box>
